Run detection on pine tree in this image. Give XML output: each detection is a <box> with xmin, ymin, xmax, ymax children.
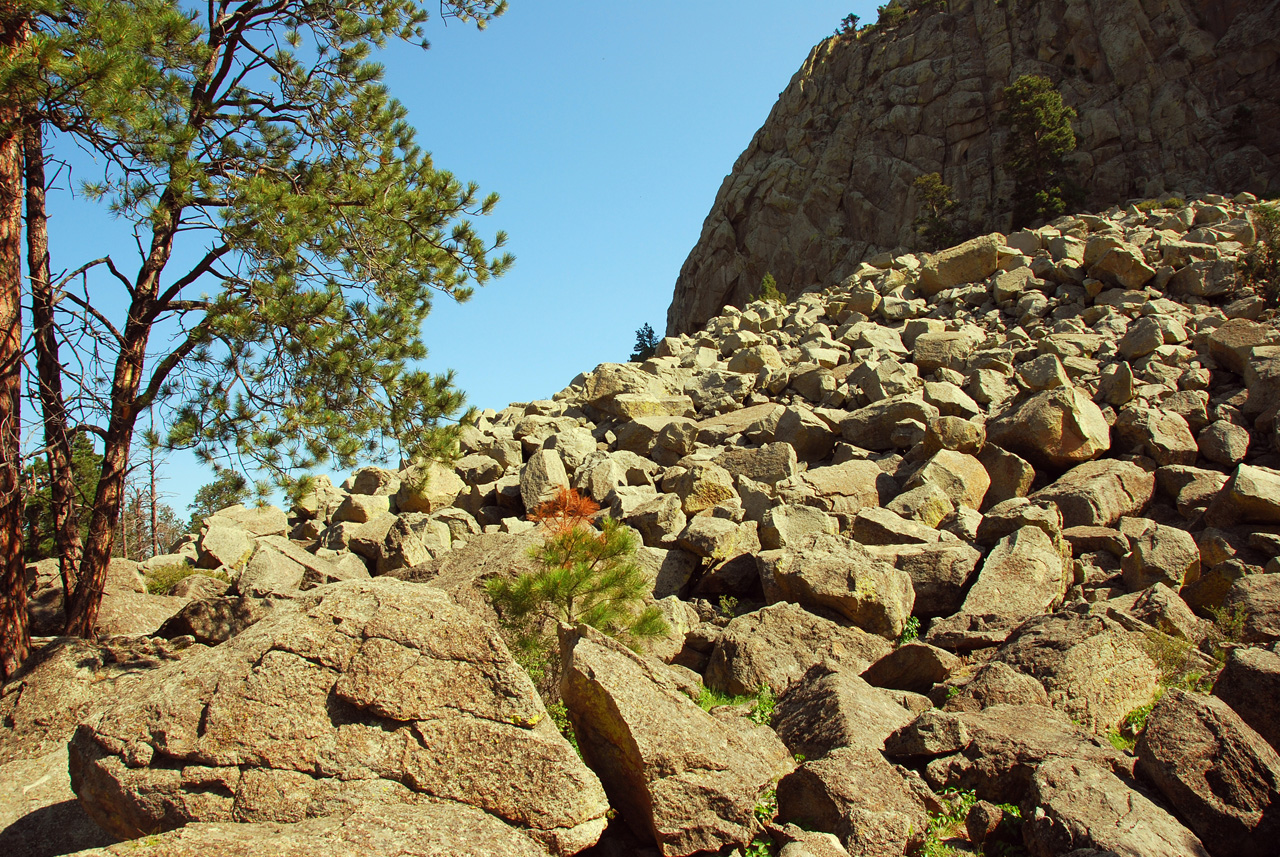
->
<box><xmin>912</xmin><ymin>172</ymin><xmax>958</xmax><ymax>250</ymax></box>
<box><xmin>1001</xmin><ymin>74</ymin><xmax>1080</xmax><ymax>228</ymax></box>
<box><xmin>0</xmin><ymin>0</ymin><xmax>514</xmax><ymax>661</ymax></box>
<box><xmin>186</xmin><ymin>471</ymin><xmax>252</xmax><ymax>533</ymax></box>
<box><xmin>21</xmin><ymin>434</ymin><xmax>101</xmax><ymax>562</ymax></box>
<box><xmin>630</xmin><ymin>323</ymin><xmax>659</xmax><ymax>362</ymax></box>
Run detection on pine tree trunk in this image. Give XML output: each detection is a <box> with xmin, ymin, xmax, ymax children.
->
<box><xmin>0</xmin><ymin>10</ymin><xmax>28</xmax><ymax>680</ymax></box>
<box><xmin>148</xmin><ymin>441</ymin><xmax>158</xmax><ymax>558</ymax></box>
<box><xmin>64</xmin><ymin>208</ymin><xmax>179</xmax><ymax>635</ymax></box>
<box><xmin>24</xmin><ymin>123</ymin><xmax>82</xmax><ymax>612</ymax></box>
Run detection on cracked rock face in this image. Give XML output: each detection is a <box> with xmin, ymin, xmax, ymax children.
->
<box><xmin>667</xmin><ymin>0</ymin><xmax>1280</xmax><ymax>334</ymax></box>
<box><xmin>67</xmin><ymin>578</ymin><xmax>609</xmax><ymax>856</ymax></box>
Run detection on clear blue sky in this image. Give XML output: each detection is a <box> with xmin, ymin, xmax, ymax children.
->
<box><xmin>45</xmin><ymin>1</ymin><xmax>878</xmax><ymax>514</ymax></box>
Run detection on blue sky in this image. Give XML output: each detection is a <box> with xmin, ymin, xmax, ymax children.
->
<box><xmin>45</xmin><ymin>1</ymin><xmax>878</xmax><ymax>514</ymax></box>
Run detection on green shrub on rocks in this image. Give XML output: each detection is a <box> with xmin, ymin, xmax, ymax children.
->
<box><xmin>1242</xmin><ymin>203</ymin><xmax>1280</xmax><ymax>307</ymax></box>
<box><xmin>143</xmin><ymin>563</ymin><xmax>227</xmax><ymax>595</ymax></box>
<box><xmin>753</xmin><ymin>272</ymin><xmax>786</xmax><ymax>304</ymax></box>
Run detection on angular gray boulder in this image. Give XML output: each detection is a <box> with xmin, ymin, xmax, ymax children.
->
<box><xmin>705</xmin><ymin>602</ymin><xmax>892</xmax><ymax>697</ymax></box>
<box><xmin>1022</xmin><ymin>759</ymin><xmax>1209</xmax><ymax>857</ymax></box>
<box><xmin>776</xmin><ymin>745</ymin><xmax>927</xmax><ymax>857</ymax></box>
<box><xmin>771</xmin><ymin>664</ymin><xmax>913</xmax><ymax>759</ymax></box>
<box><xmin>759</xmin><ymin>533</ymin><xmax>914</xmax><ymax>639</ymax></box>
<box><xmin>60</xmin><ymin>800</ymin><xmax>553</xmax><ymax>857</ymax></box>
<box><xmin>1213</xmin><ymin>647</ymin><xmax>1280</xmax><ymax>753</ymax></box>
<box><xmin>994</xmin><ymin>610</ymin><xmax>1162</xmax><ymax>734</ymax></box>
<box><xmin>986</xmin><ymin>388</ymin><xmax>1110</xmax><ymax>470</ymax></box>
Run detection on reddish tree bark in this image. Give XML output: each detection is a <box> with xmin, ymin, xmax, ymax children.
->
<box><xmin>0</xmin><ymin>6</ymin><xmax>28</xmax><ymax>680</ymax></box>
<box><xmin>24</xmin><ymin>124</ymin><xmax>84</xmax><ymax>624</ymax></box>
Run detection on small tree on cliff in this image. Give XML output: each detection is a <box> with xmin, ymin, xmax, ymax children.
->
<box><xmin>3</xmin><ymin>0</ymin><xmax>513</xmax><ymax>663</ymax></box>
<box><xmin>630</xmin><ymin>323</ymin><xmax>659</xmax><ymax>362</ymax></box>
<box><xmin>1001</xmin><ymin>74</ymin><xmax>1080</xmax><ymax>228</ymax></box>
<box><xmin>912</xmin><ymin>172</ymin><xmax>959</xmax><ymax>250</ymax></box>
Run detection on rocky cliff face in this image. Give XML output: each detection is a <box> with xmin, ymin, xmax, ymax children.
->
<box><xmin>667</xmin><ymin>0</ymin><xmax>1280</xmax><ymax>334</ymax></box>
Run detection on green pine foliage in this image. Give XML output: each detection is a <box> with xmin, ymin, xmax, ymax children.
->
<box><xmin>912</xmin><ymin>172</ymin><xmax>959</xmax><ymax>249</ymax></box>
<box><xmin>1242</xmin><ymin>203</ymin><xmax>1280</xmax><ymax>308</ymax></box>
<box><xmin>21</xmin><ymin>434</ymin><xmax>101</xmax><ymax>562</ymax></box>
<box><xmin>1001</xmin><ymin>74</ymin><xmax>1081</xmax><ymax>228</ymax></box>
<box><xmin>877</xmin><ymin>1</ymin><xmax>908</xmax><ymax>26</ymax></box>
<box><xmin>630</xmin><ymin>323</ymin><xmax>659</xmax><ymax>362</ymax></box>
<box><xmin>753</xmin><ymin>272</ymin><xmax>785</xmax><ymax>304</ymax></box>
<box><xmin>486</xmin><ymin>497</ymin><xmax>667</xmax><ymax>650</ymax></box>
<box><xmin>32</xmin><ymin>0</ymin><xmax>513</xmax><ymax>495</ymax></box>
<box><xmin>185</xmin><ymin>471</ymin><xmax>252</xmax><ymax>533</ymax></box>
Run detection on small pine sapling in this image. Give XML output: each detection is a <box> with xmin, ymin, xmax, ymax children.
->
<box><xmin>486</xmin><ymin>488</ymin><xmax>668</xmax><ymax>648</ymax></box>
<box><xmin>1242</xmin><ymin>204</ymin><xmax>1280</xmax><ymax>308</ymax></box>
<box><xmin>836</xmin><ymin>13</ymin><xmax>860</xmax><ymax>36</ymax></box>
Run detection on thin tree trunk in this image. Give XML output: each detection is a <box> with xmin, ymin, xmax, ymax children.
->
<box><xmin>24</xmin><ymin>123</ymin><xmax>81</xmax><ymax>616</ymax></box>
<box><xmin>148</xmin><ymin>429</ymin><xmax>158</xmax><ymax>558</ymax></box>
<box><xmin>0</xmin><ymin>9</ymin><xmax>27</xmax><ymax>679</ymax></box>
<box><xmin>64</xmin><ymin>208</ymin><xmax>180</xmax><ymax>635</ymax></box>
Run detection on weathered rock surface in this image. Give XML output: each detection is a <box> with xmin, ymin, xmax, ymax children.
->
<box><xmin>759</xmin><ymin>533</ymin><xmax>915</xmax><ymax>638</ymax></box>
<box><xmin>704</xmin><ymin>602</ymin><xmax>892</xmax><ymax>697</ymax></box>
<box><xmin>1022</xmin><ymin>758</ymin><xmax>1209</xmax><ymax>857</ymax></box>
<box><xmin>69</xmin><ymin>579</ymin><xmax>608</xmax><ymax>855</ymax></box>
<box><xmin>1213</xmin><ymin>647</ymin><xmax>1280</xmax><ymax>753</ymax></box>
<box><xmin>1136</xmin><ymin>689</ymin><xmax>1280</xmax><ymax>857</ymax></box>
<box><xmin>987</xmin><ymin>388</ymin><xmax>1111</xmax><ymax>470</ymax></box>
<box><xmin>60</xmin><ymin>800</ymin><xmax>553</xmax><ymax>857</ymax></box>
<box><xmin>771</xmin><ymin>664</ymin><xmax>913</xmax><ymax>760</ymax></box>
<box><xmin>908</xmin><ymin>704</ymin><xmax>1131</xmax><ymax>803</ymax></box>
<box><xmin>776</xmin><ymin>745</ymin><xmax>927</xmax><ymax>857</ymax></box>
<box><xmin>994</xmin><ymin>609</ymin><xmax>1161</xmax><ymax>733</ymax></box>
<box><xmin>0</xmin><ymin>637</ymin><xmax>202</xmax><ymax>857</ymax></box>
<box><xmin>560</xmin><ymin>624</ymin><xmax>794</xmax><ymax>857</ymax></box>
<box><xmin>1032</xmin><ymin>460</ymin><xmax>1155</xmax><ymax>528</ymax></box>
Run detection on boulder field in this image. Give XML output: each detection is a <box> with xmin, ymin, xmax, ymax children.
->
<box><xmin>4</xmin><ymin>193</ymin><xmax>1280</xmax><ymax>855</ymax></box>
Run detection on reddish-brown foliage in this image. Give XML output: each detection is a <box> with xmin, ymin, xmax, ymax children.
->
<box><xmin>528</xmin><ymin>487</ymin><xmax>600</xmax><ymax>536</ymax></box>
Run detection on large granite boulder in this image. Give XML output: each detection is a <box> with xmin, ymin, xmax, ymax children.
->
<box><xmin>899</xmin><ymin>704</ymin><xmax>1131</xmax><ymax>803</ymax></box>
<box><xmin>758</xmin><ymin>533</ymin><xmax>915</xmax><ymax>639</ymax></box>
<box><xmin>937</xmin><ymin>526</ymin><xmax>1069</xmax><ymax>630</ymax></box>
<box><xmin>59</xmin><ymin>800</ymin><xmax>553</xmax><ymax>857</ymax></box>
<box><xmin>1030</xmin><ymin>459</ymin><xmax>1155</xmax><ymax>528</ymax></box>
<box><xmin>69</xmin><ymin>579</ymin><xmax>609</xmax><ymax>856</ymax></box>
<box><xmin>1022</xmin><ymin>758</ymin><xmax>1209</xmax><ymax>857</ymax></box>
<box><xmin>993</xmin><ymin>610</ymin><xmax>1162</xmax><ymax>734</ymax></box>
<box><xmin>776</xmin><ymin>745</ymin><xmax>927</xmax><ymax>857</ymax></box>
<box><xmin>560</xmin><ymin>624</ymin><xmax>794</xmax><ymax>857</ymax></box>
<box><xmin>1136</xmin><ymin>689</ymin><xmax>1280</xmax><ymax>857</ymax></box>
<box><xmin>705</xmin><ymin>603</ymin><xmax>892</xmax><ymax>697</ymax></box>
<box><xmin>987</xmin><ymin>388</ymin><xmax>1110</xmax><ymax>470</ymax></box>
<box><xmin>1</xmin><ymin>638</ymin><xmax>195</xmax><ymax>857</ymax></box>
<box><xmin>771</xmin><ymin>664</ymin><xmax>913</xmax><ymax>760</ymax></box>
<box><xmin>1213</xmin><ymin>647</ymin><xmax>1280</xmax><ymax>753</ymax></box>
